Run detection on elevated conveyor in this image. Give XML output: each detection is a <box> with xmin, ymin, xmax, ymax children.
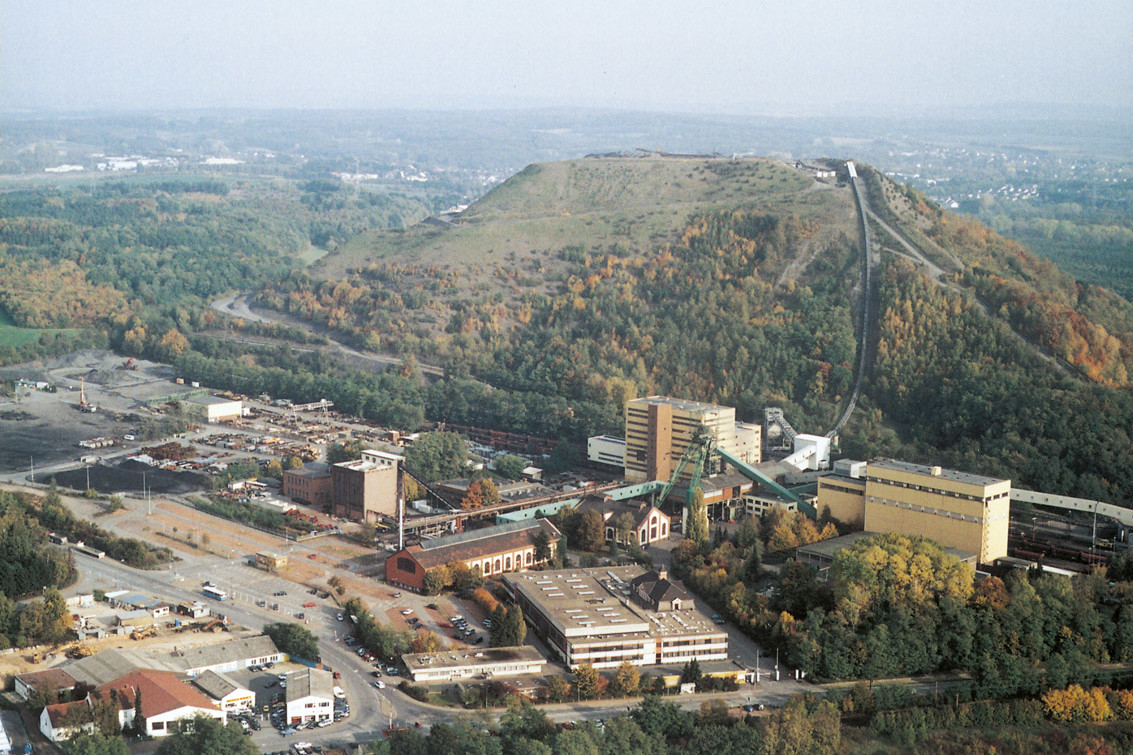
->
<box><xmin>1012</xmin><ymin>489</ymin><xmax>1133</xmax><ymax>528</ymax></box>
<box><xmin>716</xmin><ymin>447</ymin><xmax>817</xmax><ymax>519</ymax></box>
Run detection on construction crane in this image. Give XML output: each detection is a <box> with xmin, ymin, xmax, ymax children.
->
<box><xmin>653</xmin><ymin>429</ymin><xmax>817</xmax><ymax>526</ymax></box>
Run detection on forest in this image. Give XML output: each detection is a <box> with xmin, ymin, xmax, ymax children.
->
<box><xmin>2</xmin><ymin>156</ymin><xmax>1133</xmax><ymax>505</ymax></box>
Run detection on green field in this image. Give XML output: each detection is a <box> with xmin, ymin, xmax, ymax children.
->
<box><xmin>0</xmin><ymin>310</ymin><xmax>77</xmax><ymax>348</ymax></box>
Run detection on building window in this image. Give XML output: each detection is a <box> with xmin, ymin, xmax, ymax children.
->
<box><xmin>525</xmin><ymin>552</ymin><xmax>533</xmax><ymax>565</ymax></box>
<box><xmin>152</xmin><ymin>721</ymin><xmax>165</xmax><ymax>731</ymax></box>
<box><xmin>505</xmin><ymin>556</ymin><xmax>512</xmax><ymax>570</ymax></box>
<box><xmin>397</xmin><ymin>557</ymin><xmax>417</xmax><ymax>574</ymax></box>
<box><xmin>494</xmin><ymin>558</ymin><xmax>502</xmax><ymax>572</ymax></box>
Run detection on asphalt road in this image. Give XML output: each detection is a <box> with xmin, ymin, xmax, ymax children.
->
<box><xmin>69</xmin><ymin>548</ymin><xmax>810</xmax><ymax>751</ymax></box>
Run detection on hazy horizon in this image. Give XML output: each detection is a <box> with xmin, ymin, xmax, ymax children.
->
<box><xmin>4</xmin><ymin>1</ymin><xmax>1130</xmax><ymax>117</ymax></box>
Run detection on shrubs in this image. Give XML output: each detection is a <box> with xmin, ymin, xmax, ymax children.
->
<box><xmin>397</xmin><ymin>680</ymin><xmax>430</xmax><ymax>703</ymax></box>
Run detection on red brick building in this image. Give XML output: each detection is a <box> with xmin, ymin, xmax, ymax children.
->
<box><xmin>385</xmin><ymin>519</ymin><xmax>561</xmax><ymax>592</ymax></box>
<box><xmin>282</xmin><ymin>462</ymin><xmax>332</xmax><ymax>507</ymax></box>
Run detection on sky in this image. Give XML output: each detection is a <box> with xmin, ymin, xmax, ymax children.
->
<box><xmin>3</xmin><ymin>0</ymin><xmax>1131</xmax><ymax>115</ymax></box>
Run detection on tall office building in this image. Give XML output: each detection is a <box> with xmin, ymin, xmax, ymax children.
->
<box><xmin>623</xmin><ymin>396</ymin><xmax>760</xmax><ymax>483</ymax></box>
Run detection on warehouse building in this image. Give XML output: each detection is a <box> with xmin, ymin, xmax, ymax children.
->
<box><xmin>385</xmin><ymin>519</ymin><xmax>561</xmax><ymax>592</ymax></box>
<box><xmin>179</xmin><ymin>634</ymin><xmax>283</xmax><ymax>676</ymax></box>
<box><xmin>504</xmin><ymin>566</ymin><xmax>728</xmax><ymax>670</ymax></box>
<box><xmin>816</xmin><ymin>458</ymin><xmax>1011</xmax><ymax>564</ymax></box>
<box><xmin>624</xmin><ymin>396</ymin><xmax>760</xmax><ymax>483</ymax></box>
<box><xmin>181</xmin><ymin>395</ymin><xmax>244</xmax><ymax>423</ymax></box>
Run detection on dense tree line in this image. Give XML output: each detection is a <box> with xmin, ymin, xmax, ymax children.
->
<box><xmin>863</xmin><ymin>256</ymin><xmax>1133</xmax><ymax>505</ymax></box>
<box><xmin>676</xmin><ymin>528</ymin><xmax>1133</xmax><ymax>698</ymax></box>
<box><xmin>367</xmin><ymin>694</ymin><xmax>838</xmax><ymax>755</ymax></box>
<box><xmin>263</xmin><ymin>622</ymin><xmax>320</xmax><ymax>662</ymax></box>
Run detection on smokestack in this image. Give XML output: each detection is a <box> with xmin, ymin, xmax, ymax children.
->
<box><xmin>397</xmin><ymin>458</ymin><xmax>405</xmax><ymax>552</ymax></box>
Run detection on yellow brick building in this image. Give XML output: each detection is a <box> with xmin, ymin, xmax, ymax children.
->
<box><xmin>817</xmin><ymin>459</ymin><xmax>1010</xmax><ymax>563</ymax></box>
<box><xmin>624</xmin><ymin>396</ymin><xmax>760</xmax><ymax>483</ymax></box>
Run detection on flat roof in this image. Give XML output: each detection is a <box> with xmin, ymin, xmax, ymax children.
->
<box><xmin>334</xmin><ymin>457</ymin><xmax>395</xmax><ymax>472</ymax></box>
<box><xmin>287</xmin><ymin>463</ymin><xmax>330</xmax><ymax>478</ymax></box>
<box><xmin>507</xmin><ymin>566</ymin><xmax>726</xmax><ymax>643</ymax></box>
<box><xmin>629</xmin><ymin>395</ymin><xmax>730</xmax><ymax>414</ymax></box>
<box><xmin>868</xmin><ymin>458</ymin><xmax>1008</xmax><ymax>487</ymax></box>
<box><xmin>185</xmin><ymin>395</ymin><xmax>241</xmax><ymax>407</ymax></box>
<box><xmin>402</xmin><ymin>645</ymin><xmax>545</xmax><ymax>674</ymax></box>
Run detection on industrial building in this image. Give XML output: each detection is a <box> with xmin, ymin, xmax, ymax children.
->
<box><xmin>385</xmin><ymin>519</ymin><xmax>561</xmax><ymax>592</ymax></box>
<box><xmin>331</xmin><ymin>450</ymin><xmax>402</xmax><ymax>523</ymax></box>
<box><xmin>283</xmin><ymin>462</ymin><xmax>333</xmax><ymax>507</ymax></box>
<box><xmin>402</xmin><ymin>646</ymin><xmax>547</xmax><ymax>682</ymax></box>
<box><xmin>624</xmin><ymin>396</ymin><xmax>760</xmax><ymax>483</ymax></box>
<box><xmin>816</xmin><ymin>458</ymin><xmax>1011</xmax><ymax>564</ymax></box>
<box><xmin>181</xmin><ymin>395</ymin><xmax>244</xmax><ymax>423</ymax></box>
<box><xmin>504</xmin><ymin>566</ymin><xmax>728</xmax><ymax>670</ymax></box>
<box><xmin>587</xmin><ymin>435</ymin><xmax>627</xmax><ymax>468</ymax></box>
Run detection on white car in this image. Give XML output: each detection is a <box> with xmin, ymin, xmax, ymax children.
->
<box><xmin>400</xmin><ymin>608</ymin><xmax>413</xmax><ymax>615</ymax></box>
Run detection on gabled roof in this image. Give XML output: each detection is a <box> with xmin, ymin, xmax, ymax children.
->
<box><xmin>394</xmin><ymin>518</ymin><xmax>561</xmax><ymax>571</ymax></box>
<box><xmin>191</xmin><ymin>669</ymin><xmax>247</xmax><ymax>700</ymax></box>
<box><xmin>61</xmin><ymin>647</ymin><xmax>179</xmax><ymax>687</ymax></box>
<box><xmin>576</xmin><ymin>496</ymin><xmax>664</xmax><ymax>530</ymax></box>
<box><xmin>286</xmin><ymin>668</ymin><xmax>334</xmax><ymax>702</ymax></box>
<box><xmin>179</xmin><ymin>634</ymin><xmax>279</xmax><ymax>671</ymax></box>
<box><xmin>45</xmin><ymin>700</ymin><xmax>88</xmax><ymax>728</ymax></box>
<box><xmin>99</xmin><ymin>670</ymin><xmax>218</xmax><ymax>718</ymax></box>
<box><xmin>631</xmin><ymin>569</ymin><xmax>689</xmax><ymax>607</ymax></box>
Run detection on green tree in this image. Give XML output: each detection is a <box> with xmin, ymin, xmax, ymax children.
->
<box><xmin>685</xmin><ymin>488</ymin><xmax>709</xmax><ymax>546</ymax></box>
<box><xmin>263</xmin><ymin>622</ymin><xmax>320</xmax><ymax>661</ymax></box>
<box><xmin>610</xmin><ymin>660</ymin><xmax>640</xmax><ymax>697</ymax></box>
<box><xmin>573</xmin><ymin>662</ymin><xmax>600</xmax><ymax>700</ymax></box>
<box><xmin>532</xmin><ymin>528</ymin><xmax>553</xmax><ymax>564</ymax></box>
<box><xmin>553</xmin><ymin>729</ymin><xmax>599</xmax><ymax>755</ymax></box>
<box><xmin>614</xmin><ymin>512</ymin><xmax>636</xmax><ymax>547</ymax></box>
<box><xmin>577</xmin><ymin>510</ymin><xmax>606</xmax><ymax>552</ymax></box>
<box><xmin>422</xmin><ymin>568</ymin><xmax>450</xmax><ymax>596</ymax></box>
<box><xmin>679</xmin><ymin>659</ymin><xmax>703</xmax><ymax>688</ymax></box>
<box><xmin>326</xmin><ymin>440</ymin><xmax>364</xmax><ymax>464</ymax></box>
<box><xmin>546</xmin><ymin>675</ymin><xmax>572</xmax><ymax>703</ymax></box>
<box><xmin>495</xmin><ymin>454</ymin><xmax>527</xmax><ymax>480</ymax></box>
<box><xmin>155</xmin><ymin>716</ymin><xmax>259</xmax><ymax>755</ymax></box>
<box><xmin>404</xmin><ymin>432</ymin><xmax>468</xmax><ymax>482</ymax></box>
<box><xmin>61</xmin><ymin>733</ymin><xmax>130</xmax><ymax>755</ymax></box>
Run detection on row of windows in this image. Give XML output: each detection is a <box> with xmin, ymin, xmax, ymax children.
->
<box><xmin>866</xmin><ymin>476</ymin><xmax>994</xmax><ymax>502</ymax></box>
<box><xmin>866</xmin><ymin>496</ymin><xmax>984</xmax><ymax>523</ymax></box>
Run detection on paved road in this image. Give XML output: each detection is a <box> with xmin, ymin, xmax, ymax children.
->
<box><xmin>68</xmin><ymin>549</ymin><xmax>812</xmax><ymax>750</ymax></box>
<box><xmin>210</xmin><ymin>294</ymin><xmax>446</xmax><ymax>378</ymax></box>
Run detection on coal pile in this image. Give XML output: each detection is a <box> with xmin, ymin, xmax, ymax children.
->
<box><xmin>43</xmin><ymin>459</ymin><xmax>209</xmax><ymax>495</ymax></box>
